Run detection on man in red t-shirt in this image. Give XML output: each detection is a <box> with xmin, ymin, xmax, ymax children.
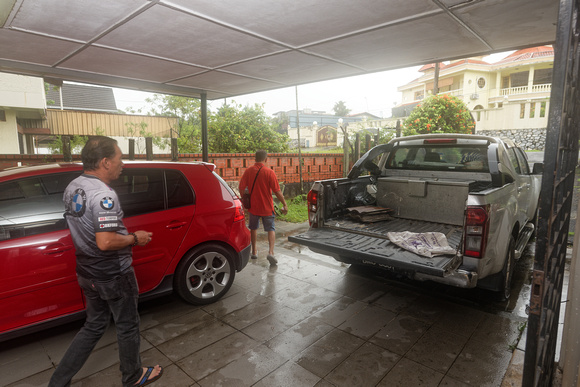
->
<box><xmin>239</xmin><ymin>150</ymin><xmax>288</xmax><ymax>265</ymax></box>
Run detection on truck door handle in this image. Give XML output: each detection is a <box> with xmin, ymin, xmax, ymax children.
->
<box><xmin>166</xmin><ymin>221</ymin><xmax>188</xmax><ymax>230</ymax></box>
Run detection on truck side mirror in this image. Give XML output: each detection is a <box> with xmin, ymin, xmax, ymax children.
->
<box><xmin>532</xmin><ymin>163</ymin><xmax>544</xmax><ymax>174</ymax></box>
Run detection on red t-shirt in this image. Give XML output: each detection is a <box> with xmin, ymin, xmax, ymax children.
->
<box><xmin>239</xmin><ymin>162</ymin><xmax>281</xmax><ymax>216</ymax></box>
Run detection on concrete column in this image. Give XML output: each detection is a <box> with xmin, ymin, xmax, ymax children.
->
<box><xmin>528</xmin><ymin>66</ymin><xmax>535</xmax><ymax>93</ymax></box>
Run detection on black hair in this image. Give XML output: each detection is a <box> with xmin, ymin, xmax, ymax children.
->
<box><xmin>255</xmin><ymin>149</ymin><xmax>267</xmax><ymax>162</ymax></box>
<box><xmin>81</xmin><ymin>136</ymin><xmax>119</xmax><ymax>171</ymax></box>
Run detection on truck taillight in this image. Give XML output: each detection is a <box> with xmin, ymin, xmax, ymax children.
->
<box><xmin>307</xmin><ymin>190</ymin><xmax>318</xmax><ymax>227</ymax></box>
<box><xmin>464</xmin><ymin>205</ymin><xmax>489</xmax><ymax>258</ymax></box>
<box><xmin>233</xmin><ymin>199</ymin><xmax>245</xmax><ymax>222</ymax></box>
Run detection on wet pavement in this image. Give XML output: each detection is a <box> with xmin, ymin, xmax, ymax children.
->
<box><xmin>1</xmin><ymin>221</ymin><xmax>539</xmax><ymax>387</ymax></box>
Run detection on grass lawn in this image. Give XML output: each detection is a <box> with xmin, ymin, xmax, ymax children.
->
<box><xmin>276</xmin><ymin>194</ymin><xmax>309</xmax><ymax>223</ymax></box>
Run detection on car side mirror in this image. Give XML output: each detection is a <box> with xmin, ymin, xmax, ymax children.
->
<box><xmin>532</xmin><ymin>163</ymin><xmax>544</xmax><ymax>174</ymax></box>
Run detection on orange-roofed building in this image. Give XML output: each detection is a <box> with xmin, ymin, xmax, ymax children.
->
<box><xmin>394</xmin><ymin>46</ymin><xmax>553</xmax><ymax>143</ymax></box>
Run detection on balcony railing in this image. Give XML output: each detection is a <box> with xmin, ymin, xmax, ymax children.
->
<box><xmin>437</xmin><ymin>89</ymin><xmax>463</xmax><ymax>97</ymax></box>
<box><xmin>500</xmin><ymin>83</ymin><xmax>552</xmax><ymax>96</ymax></box>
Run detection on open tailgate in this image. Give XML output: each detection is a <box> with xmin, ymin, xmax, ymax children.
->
<box><xmin>288</xmin><ymin>219</ymin><xmax>462</xmax><ymax>277</ymax></box>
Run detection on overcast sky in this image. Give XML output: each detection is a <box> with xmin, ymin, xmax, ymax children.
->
<box><xmin>113</xmin><ymin>52</ymin><xmax>513</xmax><ymax>119</ymax></box>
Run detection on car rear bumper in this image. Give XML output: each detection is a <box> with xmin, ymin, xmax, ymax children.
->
<box><xmin>237</xmin><ymin>243</ymin><xmax>251</xmax><ymax>271</ymax></box>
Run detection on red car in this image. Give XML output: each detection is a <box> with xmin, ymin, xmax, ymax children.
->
<box><xmin>0</xmin><ymin>161</ymin><xmax>251</xmax><ymax>341</ymax></box>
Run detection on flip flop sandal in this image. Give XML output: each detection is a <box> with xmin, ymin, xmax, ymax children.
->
<box><xmin>135</xmin><ymin>366</ymin><xmax>163</xmax><ymax>386</ymax></box>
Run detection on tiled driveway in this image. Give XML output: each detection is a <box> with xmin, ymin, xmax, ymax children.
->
<box><xmin>1</xmin><ymin>224</ymin><xmax>529</xmax><ymax>387</ymax></box>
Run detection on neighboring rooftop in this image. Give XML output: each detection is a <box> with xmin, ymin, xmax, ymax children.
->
<box><xmin>46</xmin><ymin>83</ymin><xmax>118</xmax><ymax>113</ymax></box>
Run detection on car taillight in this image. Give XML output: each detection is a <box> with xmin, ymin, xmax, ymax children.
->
<box><xmin>307</xmin><ymin>189</ymin><xmax>318</xmax><ymax>227</ymax></box>
<box><xmin>233</xmin><ymin>199</ymin><xmax>245</xmax><ymax>222</ymax></box>
<box><xmin>464</xmin><ymin>205</ymin><xmax>489</xmax><ymax>258</ymax></box>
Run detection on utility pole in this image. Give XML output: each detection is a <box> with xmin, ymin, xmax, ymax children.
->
<box><xmin>295</xmin><ymin>86</ymin><xmax>303</xmax><ymax>194</ymax></box>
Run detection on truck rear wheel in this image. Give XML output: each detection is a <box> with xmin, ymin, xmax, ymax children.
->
<box><xmin>499</xmin><ymin>236</ymin><xmax>516</xmax><ymax>301</ymax></box>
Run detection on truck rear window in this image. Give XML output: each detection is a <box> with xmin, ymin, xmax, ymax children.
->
<box><xmin>386</xmin><ymin>145</ymin><xmax>489</xmax><ymax>172</ymax></box>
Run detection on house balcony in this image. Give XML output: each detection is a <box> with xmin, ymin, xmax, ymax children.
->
<box><xmin>489</xmin><ymin>83</ymin><xmax>551</xmax><ymax>105</ymax></box>
<box><xmin>437</xmin><ymin>89</ymin><xmax>463</xmax><ymax>98</ymax></box>
<box><xmin>500</xmin><ymin>83</ymin><xmax>551</xmax><ymax>96</ymax></box>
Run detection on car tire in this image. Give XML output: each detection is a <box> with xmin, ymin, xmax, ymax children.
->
<box><xmin>175</xmin><ymin>243</ymin><xmax>236</xmax><ymax>305</ymax></box>
<box><xmin>498</xmin><ymin>236</ymin><xmax>516</xmax><ymax>301</ymax></box>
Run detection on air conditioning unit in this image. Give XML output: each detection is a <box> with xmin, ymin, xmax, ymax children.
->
<box><xmin>470</xmin><ymin>93</ymin><xmax>479</xmax><ymax>100</ymax></box>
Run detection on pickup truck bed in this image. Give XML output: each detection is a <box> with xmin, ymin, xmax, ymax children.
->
<box><xmin>290</xmin><ymin>217</ymin><xmax>462</xmax><ymax>278</ymax></box>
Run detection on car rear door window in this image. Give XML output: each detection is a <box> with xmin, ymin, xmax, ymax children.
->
<box><xmin>166</xmin><ymin>170</ymin><xmax>195</xmax><ymax>208</ymax></box>
<box><xmin>0</xmin><ymin>172</ymin><xmax>79</xmax><ymax>241</ymax></box>
<box><xmin>111</xmin><ymin>169</ymin><xmax>165</xmax><ymax>218</ymax></box>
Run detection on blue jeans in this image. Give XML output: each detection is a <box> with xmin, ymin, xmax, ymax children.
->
<box><xmin>49</xmin><ymin>268</ymin><xmax>142</xmax><ymax>387</ymax></box>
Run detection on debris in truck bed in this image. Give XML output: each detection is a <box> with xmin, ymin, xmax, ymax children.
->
<box><xmin>386</xmin><ymin>231</ymin><xmax>456</xmax><ymax>258</ymax></box>
<box><xmin>347</xmin><ymin>206</ymin><xmax>394</xmax><ymax>223</ymax></box>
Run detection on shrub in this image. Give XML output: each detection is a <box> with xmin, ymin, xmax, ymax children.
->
<box><xmin>403</xmin><ymin>94</ymin><xmax>475</xmax><ymax>136</ymax></box>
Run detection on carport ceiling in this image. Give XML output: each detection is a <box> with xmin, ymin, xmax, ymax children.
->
<box><xmin>0</xmin><ymin>0</ymin><xmax>559</xmax><ymax>100</ymax></box>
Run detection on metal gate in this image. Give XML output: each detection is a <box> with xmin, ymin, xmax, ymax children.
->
<box><xmin>523</xmin><ymin>0</ymin><xmax>580</xmax><ymax>385</ymax></box>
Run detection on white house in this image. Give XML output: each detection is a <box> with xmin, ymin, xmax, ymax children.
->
<box><xmin>395</xmin><ymin>46</ymin><xmax>553</xmax><ymax>137</ymax></box>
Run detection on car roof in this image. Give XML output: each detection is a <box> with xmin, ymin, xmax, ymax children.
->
<box><xmin>0</xmin><ymin>161</ymin><xmax>216</xmax><ymax>180</ymax></box>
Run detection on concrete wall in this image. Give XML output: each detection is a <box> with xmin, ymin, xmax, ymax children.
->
<box><xmin>0</xmin><ymin>110</ymin><xmax>20</xmax><ymax>154</ymax></box>
<box><xmin>0</xmin><ymin>73</ymin><xmax>45</xmax><ymax>110</ymax></box>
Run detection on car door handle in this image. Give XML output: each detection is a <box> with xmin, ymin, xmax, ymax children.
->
<box><xmin>44</xmin><ymin>245</ymin><xmax>74</xmax><ymax>255</ymax></box>
<box><xmin>166</xmin><ymin>221</ymin><xmax>188</xmax><ymax>230</ymax></box>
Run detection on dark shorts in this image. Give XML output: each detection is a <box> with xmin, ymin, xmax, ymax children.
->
<box><xmin>249</xmin><ymin>212</ymin><xmax>276</xmax><ymax>232</ymax></box>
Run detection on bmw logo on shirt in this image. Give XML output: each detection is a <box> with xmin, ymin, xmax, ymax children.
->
<box><xmin>100</xmin><ymin>196</ymin><xmax>115</xmax><ymax>210</ymax></box>
<box><xmin>71</xmin><ymin>188</ymin><xmax>87</xmax><ymax>217</ymax></box>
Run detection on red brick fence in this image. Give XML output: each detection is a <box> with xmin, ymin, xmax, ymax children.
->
<box><xmin>0</xmin><ymin>152</ymin><xmax>345</xmax><ymax>195</ymax></box>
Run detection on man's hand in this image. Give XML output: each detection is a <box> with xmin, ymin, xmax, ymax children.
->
<box><xmin>96</xmin><ymin>230</ymin><xmax>152</xmax><ymax>251</ymax></box>
<box><xmin>281</xmin><ymin>204</ymin><xmax>288</xmax><ymax>215</ymax></box>
<box><xmin>133</xmin><ymin>230</ymin><xmax>153</xmax><ymax>246</ymax></box>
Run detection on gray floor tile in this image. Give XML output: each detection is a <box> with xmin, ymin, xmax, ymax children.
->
<box><xmin>266</xmin><ymin>316</ymin><xmax>333</xmax><ymax>359</ymax></box>
<box><xmin>156</xmin><ymin>319</ymin><xmax>236</xmax><ymax>362</ymax></box>
<box><xmin>198</xmin><ymin>344</ymin><xmax>287</xmax><ymax>386</ymax></box>
<box><xmin>312</xmin><ymin>296</ymin><xmax>367</xmax><ymax>327</ymax></box>
<box><xmin>269</xmin><ymin>282</ymin><xmax>342</xmax><ymax>315</ymax></box>
<box><xmin>370</xmin><ymin>314</ymin><xmax>430</xmax><ymax>355</ymax></box>
<box><xmin>377</xmin><ymin>357</ymin><xmax>444</xmax><ymax>387</ymax></box>
<box><xmin>338</xmin><ymin>304</ymin><xmax>396</xmax><ymax>340</ymax></box>
<box><xmin>220</xmin><ymin>295</ymin><xmax>279</xmax><ymax>330</ymax></box>
<box><xmin>141</xmin><ymin>309</ymin><xmax>216</xmax><ymax>346</ymax></box>
<box><xmin>294</xmin><ymin>329</ymin><xmax>365</xmax><ymax>378</ymax></box>
<box><xmin>405</xmin><ymin>326</ymin><xmax>468</xmax><ymax>372</ymax></box>
<box><xmin>177</xmin><ymin>331</ymin><xmax>260</xmax><ymax>381</ymax></box>
<box><xmin>242</xmin><ymin>306</ymin><xmax>310</xmax><ymax>342</ymax></box>
<box><xmin>446</xmin><ymin>338</ymin><xmax>513</xmax><ymax>386</ymax></box>
<box><xmin>431</xmin><ymin>303</ymin><xmax>486</xmax><ymax>338</ymax></box>
<box><xmin>253</xmin><ymin>361</ymin><xmax>321</xmax><ymax>387</ymax></box>
<box><xmin>325</xmin><ymin>342</ymin><xmax>400</xmax><ymax>387</ymax></box>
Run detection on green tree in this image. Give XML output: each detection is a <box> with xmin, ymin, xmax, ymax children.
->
<box><xmin>48</xmin><ymin>135</ymin><xmax>88</xmax><ymax>154</ymax></box>
<box><xmin>44</xmin><ymin>82</ymin><xmax>59</xmax><ymax>106</ymax></box>
<box><xmin>271</xmin><ymin>112</ymin><xmax>289</xmax><ymax>134</ymax></box>
<box><xmin>47</xmin><ymin>127</ymin><xmax>105</xmax><ymax>154</ymax></box>
<box><xmin>403</xmin><ymin>94</ymin><xmax>474</xmax><ymax>136</ymax></box>
<box><xmin>209</xmin><ymin>102</ymin><xmax>289</xmax><ymax>153</ymax></box>
<box><xmin>333</xmin><ymin>100</ymin><xmax>351</xmax><ymax>117</ymax></box>
<box><xmin>145</xmin><ymin>94</ymin><xmax>201</xmax><ymax>153</ymax></box>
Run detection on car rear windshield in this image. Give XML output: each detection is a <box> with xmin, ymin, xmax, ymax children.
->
<box><xmin>385</xmin><ymin>145</ymin><xmax>489</xmax><ymax>173</ymax></box>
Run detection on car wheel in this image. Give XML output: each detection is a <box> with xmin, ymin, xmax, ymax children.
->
<box><xmin>499</xmin><ymin>236</ymin><xmax>516</xmax><ymax>301</ymax></box>
<box><xmin>175</xmin><ymin>244</ymin><xmax>236</xmax><ymax>305</ymax></box>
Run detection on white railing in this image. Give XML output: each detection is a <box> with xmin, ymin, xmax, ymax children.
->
<box><xmin>531</xmin><ymin>83</ymin><xmax>551</xmax><ymax>93</ymax></box>
<box><xmin>437</xmin><ymin>89</ymin><xmax>463</xmax><ymax>97</ymax></box>
<box><xmin>500</xmin><ymin>84</ymin><xmax>552</xmax><ymax>96</ymax></box>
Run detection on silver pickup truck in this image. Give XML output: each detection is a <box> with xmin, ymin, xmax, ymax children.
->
<box><xmin>289</xmin><ymin>134</ymin><xmax>543</xmax><ymax>299</ymax></box>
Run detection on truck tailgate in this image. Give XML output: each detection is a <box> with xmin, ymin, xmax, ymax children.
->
<box><xmin>288</xmin><ymin>218</ymin><xmax>462</xmax><ymax>278</ymax></box>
